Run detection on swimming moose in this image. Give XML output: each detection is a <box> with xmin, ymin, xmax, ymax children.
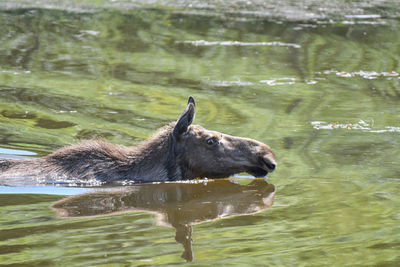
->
<box><xmin>0</xmin><ymin>97</ymin><xmax>276</xmax><ymax>184</ymax></box>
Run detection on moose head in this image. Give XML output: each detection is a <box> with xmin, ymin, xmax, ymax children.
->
<box><xmin>170</xmin><ymin>96</ymin><xmax>276</xmax><ymax>180</ymax></box>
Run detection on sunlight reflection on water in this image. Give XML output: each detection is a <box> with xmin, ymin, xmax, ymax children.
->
<box><xmin>0</xmin><ymin>185</ymin><xmax>91</xmax><ymax>195</ymax></box>
<box><xmin>178</xmin><ymin>40</ymin><xmax>301</xmax><ymax>48</ymax></box>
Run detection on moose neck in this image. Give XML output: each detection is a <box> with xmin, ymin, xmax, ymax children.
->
<box><xmin>126</xmin><ymin>123</ymin><xmax>182</xmax><ymax>181</ymax></box>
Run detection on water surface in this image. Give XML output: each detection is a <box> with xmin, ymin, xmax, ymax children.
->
<box><xmin>0</xmin><ymin>1</ymin><xmax>399</xmax><ymax>265</ymax></box>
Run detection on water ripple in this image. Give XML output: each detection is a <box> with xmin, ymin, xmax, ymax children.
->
<box><xmin>260</xmin><ymin>77</ymin><xmax>297</xmax><ymax>86</ymax></box>
<box><xmin>177</xmin><ymin>40</ymin><xmax>301</xmax><ymax>48</ymax></box>
<box><xmin>209</xmin><ymin>77</ymin><xmax>318</xmax><ymax>87</ymax></box>
<box><xmin>318</xmin><ymin>70</ymin><xmax>399</xmax><ymax>79</ymax></box>
<box><xmin>311</xmin><ymin>120</ymin><xmax>400</xmax><ymax>133</ymax></box>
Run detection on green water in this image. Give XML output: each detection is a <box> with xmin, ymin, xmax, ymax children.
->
<box><xmin>0</xmin><ymin>1</ymin><xmax>399</xmax><ymax>265</ymax></box>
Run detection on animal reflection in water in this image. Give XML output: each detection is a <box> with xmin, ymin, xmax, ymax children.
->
<box><xmin>52</xmin><ymin>179</ymin><xmax>275</xmax><ymax>262</ymax></box>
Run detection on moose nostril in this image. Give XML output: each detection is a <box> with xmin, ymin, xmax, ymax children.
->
<box><xmin>261</xmin><ymin>158</ymin><xmax>276</xmax><ymax>172</ymax></box>
<box><xmin>269</xmin><ymin>163</ymin><xmax>276</xmax><ymax>171</ymax></box>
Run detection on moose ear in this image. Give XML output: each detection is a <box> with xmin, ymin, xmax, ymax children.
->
<box><xmin>173</xmin><ymin>96</ymin><xmax>196</xmax><ymax>138</ymax></box>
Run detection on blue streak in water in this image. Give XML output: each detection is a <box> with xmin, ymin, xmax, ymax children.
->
<box><xmin>0</xmin><ymin>185</ymin><xmax>92</xmax><ymax>195</ymax></box>
<box><xmin>0</xmin><ymin>147</ymin><xmax>37</xmax><ymax>156</ymax></box>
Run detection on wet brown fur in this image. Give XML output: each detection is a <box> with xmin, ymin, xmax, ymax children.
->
<box><xmin>0</xmin><ymin>97</ymin><xmax>276</xmax><ymax>184</ymax></box>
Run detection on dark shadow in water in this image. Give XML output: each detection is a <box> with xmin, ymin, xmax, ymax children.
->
<box><xmin>51</xmin><ymin>179</ymin><xmax>275</xmax><ymax>262</ymax></box>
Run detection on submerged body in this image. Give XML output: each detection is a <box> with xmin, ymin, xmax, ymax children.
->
<box><xmin>0</xmin><ymin>97</ymin><xmax>276</xmax><ymax>183</ymax></box>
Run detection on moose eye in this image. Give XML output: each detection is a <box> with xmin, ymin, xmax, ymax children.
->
<box><xmin>206</xmin><ymin>138</ymin><xmax>218</xmax><ymax>145</ymax></box>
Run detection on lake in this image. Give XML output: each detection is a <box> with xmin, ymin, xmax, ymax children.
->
<box><xmin>0</xmin><ymin>1</ymin><xmax>399</xmax><ymax>265</ymax></box>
